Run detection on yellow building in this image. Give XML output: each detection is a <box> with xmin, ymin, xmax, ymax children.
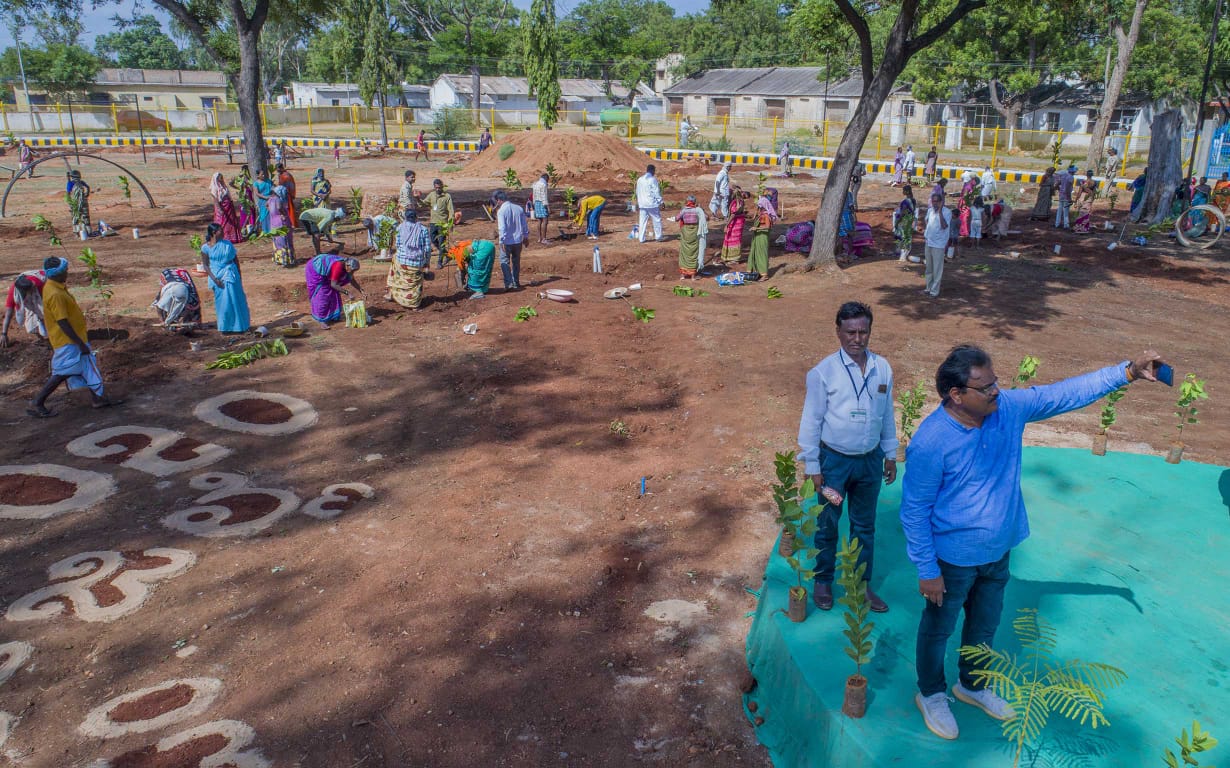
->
<box><xmin>12</xmin><ymin>68</ymin><xmax>228</xmax><ymax>110</ymax></box>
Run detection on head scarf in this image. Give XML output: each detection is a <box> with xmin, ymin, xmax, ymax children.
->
<box><xmin>209</xmin><ymin>172</ymin><xmax>227</xmax><ymax>201</ymax></box>
<box><xmin>342</xmin><ymin>257</ymin><xmax>359</xmax><ymax>271</ymax></box>
<box><xmin>44</xmin><ymin>256</ymin><xmax>69</xmax><ymax>279</ymax></box>
<box><xmin>756</xmin><ymin>195</ymin><xmax>778</xmax><ymax>221</ymax></box>
<box><xmin>685</xmin><ymin>195</ymin><xmax>697</xmax><ymax>207</ymax></box>
<box><xmin>272</xmin><ymin>185</ymin><xmax>288</xmax><ymax>201</ymax></box>
<box><xmin>313</xmin><ymin>168</ymin><xmax>324</xmax><ymax>180</ymax></box>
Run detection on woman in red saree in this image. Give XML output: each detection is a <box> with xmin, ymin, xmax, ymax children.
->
<box><xmin>209</xmin><ymin>172</ymin><xmax>242</xmax><ymax>244</ymax></box>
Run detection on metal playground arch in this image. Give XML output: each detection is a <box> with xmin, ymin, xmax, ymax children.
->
<box><xmin>1</xmin><ymin>152</ymin><xmax>158</xmax><ymax>218</ymax></box>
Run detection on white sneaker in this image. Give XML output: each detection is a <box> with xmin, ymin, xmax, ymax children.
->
<box><xmin>916</xmin><ymin>692</ymin><xmax>959</xmax><ymax>740</ymax></box>
<box><xmin>953</xmin><ymin>683</ymin><xmax>1015</xmax><ymax>721</ymax></box>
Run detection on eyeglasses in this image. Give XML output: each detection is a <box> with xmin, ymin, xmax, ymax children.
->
<box><xmin>966</xmin><ymin>379</ymin><xmax>1000</xmax><ymax>396</ymax></box>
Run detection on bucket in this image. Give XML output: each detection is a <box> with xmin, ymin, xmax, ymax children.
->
<box><xmin>945</xmin><ymin>246</ymin><xmax>954</xmax><ymax>258</ymax></box>
<box><xmin>132</xmin><ymin>228</ymin><xmax>140</xmax><ymax>239</ymax></box>
<box><xmin>1107</xmin><ymin>242</ymin><xmax>1118</xmax><ymax>250</ymax></box>
<box><xmin>1053</xmin><ymin>244</ymin><xmax>1062</xmax><ymax>254</ymax></box>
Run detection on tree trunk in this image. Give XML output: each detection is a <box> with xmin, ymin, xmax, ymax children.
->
<box><xmin>805</xmin><ymin>65</ymin><xmax>904</xmax><ymax>269</ymax></box>
<box><xmin>236</xmin><ymin>25</ymin><xmax>268</xmax><ymax>177</ymax></box>
<box><xmin>470</xmin><ymin>64</ymin><xmax>481</xmax><ymax>111</ymax></box>
<box><xmin>1130</xmin><ymin>109</ymin><xmax>1183</xmax><ymax>225</ymax></box>
<box><xmin>1085</xmin><ymin>0</ymin><xmax>1149</xmax><ymax>170</ymax></box>
<box><xmin>377</xmin><ymin>91</ymin><xmax>389</xmax><ymax>146</ymax></box>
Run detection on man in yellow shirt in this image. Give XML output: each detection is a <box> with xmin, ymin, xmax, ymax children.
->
<box><xmin>572</xmin><ymin>194</ymin><xmax>606</xmax><ymax>241</ymax></box>
<box><xmin>421</xmin><ymin>178</ymin><xmax>455</xmax><ymax>268</ymax></box>
<box><xmin>28</xmin><ymin>257</ymin><xmax>121</xmax><ymax>418</ymax></box>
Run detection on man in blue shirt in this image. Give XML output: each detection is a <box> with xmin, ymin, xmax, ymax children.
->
<box><xmin>798</xmin><ymin>302</ymin><xmax>898</xmax><ymax>613</ymax></box>
<box><xmin>902</xmin><ymin>344</ymin><xmax>1163</xmax><ymax>740</ymax></box>
<box><xmin>493</xmin><ymin>190</ymin><xmax>528</xmax><ymax>291</ymax></box>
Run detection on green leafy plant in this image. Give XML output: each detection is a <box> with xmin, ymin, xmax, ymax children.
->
<box><xmin>766</xmin><ymin>285</ymin><xmax>783</xmax><ymax>299</ymax></box>
<box><xmin>77</xmin><ymin>247</ymin><xmax>112</xmax><ymax>300</ymax></box>
<box><xmin>695</xmin><ymin>136</ymin><xmax>733</xmax><ymax>152</ymax></box>
<box><xmin>1049</xmin><ymin>134</ymin><xmax>1065</xmax><ymax>170</ymax></box>
<box><xmin>1014</xmin><ymin>355</ymin><xmax>1040</xmax><ymax>387</ymax></box>
<box><xmin>965</xmin><ymin>263</ymin><xmax>991</xmax><ymax>273</ymax></box>
<box><xmin>631</xmin><ymin>306</ymin><xmax>654</xmax><ymax>323</ymax></box>
<box><xmin>348</xmin><ymin>186</ymin><xmax>364</xmax><ymax>222</ymax></box>
<box><xmin>432</xmin><ymin>107</ymin><xmax>473</xmax><ymax>141</ymax></box>
<box><xmin>672</xmin><ymin>285</ymin><xmax>708</xmax><ymax>297</ymax></box>
<box><xmin>609</xmin><ymin>419</ymin><xmax>630</xmax><ymax>438</ymax></box>
<box><xmin>503</xmin><ymin>168</ymin><xmax>522</xmax><ymax>190</ymax></box>
<box><xmin>545</xmin><ymin>163</ymin><xmax>561</xmax><ymax>188</ymax></box>
<box><xmin>898</xmin><ymin>381</ymin><xmax>928</xmax><ymax>442</ymax></box>
<box><xmin>959</xmin><ymin>608</ymin><xmax>1127</xmax><ymax>768</ymax></box>
<box><xmin>658</xmin><ymin>179</ymin><xmax>672</xmax><ymax>195</ymax></box>
<box><xmin>375</xmin><ymin>218</ymin><xmax>397</xmax><ymax>251</ymax></box>
<box><xmin>1174</xmin><ymin>373</ymin><xmax>1208</xmax><ymax>443</ymax></box>
<box><xmin>206</xmin><ymin>339</ymin><xmax>290</xmax><ymax>370</ymax></box>
<box><xmin>116</xmin><ymin>175</ymin><xmax>131</xmax><ymax>202</ymax></box>
<box><xmin>771</xmin><ymin>452</ymin><xmax>819</xmax><ymax>603</ymax></box>
<box><xmin>1106</xmin><ymin>189</ymin><xmax>1120</xmax><ymax>213</ymax></box>
<box><xmin>563</xmin><ymin>186</ymin><xmax>577</xmax><ymax>217</ymax></box>
<box><xmin>756</xmin><ymin>172</ymin><xmax>768</xmax><ymax>198</ymax></box>
<box><xmin>1163</xmin><ymin>721</ymin><xmax>1218</xmax><ymax>768</ymax></box>
<box><xmin>299</xmin><ymin>197</ymin><xmax>313</xmax><ymax>212</ymax></box>
<box><xmin>189</xmin><ymin>234</ymin><xmax>203</xmax><ymax>256</ymax></box>
<box><xmin>1099</xmin><ymin>386</ymin><xmax>1127</xmax><ymax>431</ymax></box>
<box><xmin>440</xmin><ymin>164</ymin><xmax>463</xmax><ymax>173</ymax></box>
<box><xmin>497</xmin><ymin>143</ymin><xmax>516</xmax><ymax>161</ymax></box>
<box><xmin>626</xmin><ymin>170</ymin><xmax>638</xmax><ymax>196</ymax></box>
<box><xmin>836</xmin><ymin>536</ymin><xmax>874</xmax><ymax>678</ymax></box>
<box><xmin>514</xmin><ymin>305</ymin><xmax>537</xmax><ymax>322</ymax></box>
<box><xmin>383</xmin><ymin>199</ymin><xmax>399</xmax><ymax>218</ymax></box>
<box><xmin>32</xmin><ymin>214</ymin><xmax>65</xmax><ymax>249</ymax></box>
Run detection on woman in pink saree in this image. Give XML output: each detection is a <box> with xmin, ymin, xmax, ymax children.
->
<box><xmin>720</xmin><ymin>191</ymin><xmax>749</xmax><ymax>264</ymax></box>
<box><xmin>209</xmin><ymin>172</ymin><xmax>242</xmax><ymax>244</ymax></box>
<box><xmin>229</xmin><ymin>165</ymin><xmax>258</xmax><ymax>239</ymax></box>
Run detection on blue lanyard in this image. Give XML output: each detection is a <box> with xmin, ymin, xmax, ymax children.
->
<box><xmin>841</xmin><ymin>351</ymin><xmax>872</xmax><ymax>404</ymax></box>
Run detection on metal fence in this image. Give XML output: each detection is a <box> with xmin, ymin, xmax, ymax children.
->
<box><xmin>1</xmin><ymin>101</ymin><xmax>1199</xmax><ymax>180</ymax></box>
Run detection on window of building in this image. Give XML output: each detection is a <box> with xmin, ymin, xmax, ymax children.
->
<box><xmin>667</xmin><ymin>97</ymin><xmax>683</xmax><ymax>116</ymax></box>
<box><xmin>143</xmin><ymin>95</ymin><xmax>154</xmax><ymax>102</ymax></box>
<box><xmin>901</xmin><ymin>100</ymin><xmax>916</xmax><ymax>119</ymax></box>
<box><xmin>1044</xmin><ymin>112</ymin><xmax>1060</xmax><ymax>132</ymax></box>
<box><xmin>1111</xmin><ymin>108</ymin><xmax>1138</xmax><ymax>132</ymax></box>
<box><xmin>764</xmin><ymin>98</ymin><xmax>785</xmax><ymax>119</ymax></box>
<box><xmin>202</xmin><ymin>97</ymin><xmax>219</xmax><ymax>109</ymax></box>
<box><xmin>710</xmin><ymin>97</ymin><xmax>731</xmax><ymax>117</ymax></box>
<box><xmin>962</xmin><ymin>106</ymin><xmax>1005</xmax><ymax>129</ymax></box>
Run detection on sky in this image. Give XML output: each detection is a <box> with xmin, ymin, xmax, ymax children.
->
<box><xmin>1</xmin><ymin>0</ymin><xmax>713</xmax><ymax>51</ymax></box>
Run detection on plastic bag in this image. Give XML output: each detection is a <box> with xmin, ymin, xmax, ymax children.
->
<box><xmin>343</xmin><ymin>301</ymin><xmax>370</xmax><ymax>328</ymax></box>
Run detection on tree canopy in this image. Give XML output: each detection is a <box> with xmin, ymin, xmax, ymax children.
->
<box><xmin>0</xmin><ymin>42</ymin><xmax>100</xmax><ymax>101</ymax></box>
<box><xmin>95</xmin><ymin>14</ymin><xmax>186</xmax><ymax>70</ymax></box>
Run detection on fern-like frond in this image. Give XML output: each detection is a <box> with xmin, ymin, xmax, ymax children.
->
<box><xmin>1040</xmin><ymin>685</ymin><xmax>1110</xmax><ymax>728</ymax></box>
<box><xmin>1012</xmin><ymin>608</ymin><xmax>1058</xmax><ymax>654</ymax></box>
<box><xmin>1044</xmin><ymin>660</ymin><xmax>1127</xmax><ymax>693</ymax></box>
<box><xmin>1008</xmin><ymin>683</ymin><xmax>1052</xmax><ymax>746</ymax></box>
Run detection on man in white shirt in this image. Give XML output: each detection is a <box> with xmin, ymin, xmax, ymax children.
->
<box><xmin>531</xmin><ymin>173</ymin><xmax>550</xmax><ymax>244</ymax></box>
<box><xmin>797</xmin><ymin>301</ymin><xmax>897</xmax><ymax>613</ymax></box>
<box><xmin>922</xmin><ymin>192</ymin><xmax>952</xmax><ymax>298</ymax></box>
<box><xmin>493</xmin><ymin>190</ymin><xmax>528</xmax><ymax>291</ymax></box>
<box><xmin>904</xmin><ymin>145</ymin><xmax>916</xmax><ymax>180</ymax></box>
<box><xmin>979</xmin><ymin>166</ymin><xmax>997</xmax><ymax>200</ymax></box>
<box><xmin>710</xmin><ymin>162</ymin><xmax>731</xmax><ymax>219</ymax></box>
<box><xmin>636</xmin><ymin>164</ymin><xmax>664</xmax><ymax>242</ymax></box>
<box><xmin>679</xmin><ymin>117</ymin><xmax>694</xmax><ymax>148</ymax></box>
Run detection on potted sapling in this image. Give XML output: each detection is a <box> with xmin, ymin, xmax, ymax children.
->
<box><xmin>837</xmin><ymin>536</ymin><xmax>874</xmax><ymax>717</ymax></box>
<box><xmin>770</xmin><ymin>452</ymin><xmax>818</xmax><ymax>622</ymax></box>
<box><xmin>1013</xmin><ymin>355</ymin><xmax>1040</xmax><ymax>387</ymax></box>
<box><xmin>1166</xmin><ymin>373</ymin><xmax>1208</xmax><ymax>464</ymax></box>
<box><xmin>1093</xmin><ymin>386</ymin><xmax>1126</xmax><ymax>456</ymax></box>
<box><xmin>897</xmin><ymin>380</ymin><xmax>927</xmax><ymax>461</ymax></box>
<box><xmin>375</xmin><ymin>217</ymin><xmax>397</xmax><ymax>261</ymax></box>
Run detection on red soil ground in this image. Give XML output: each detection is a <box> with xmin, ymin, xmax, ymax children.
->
<box><xmin>0</xmin><ymin>136</ymin><xmax>1227</xmax><ymax>766</ymax></box>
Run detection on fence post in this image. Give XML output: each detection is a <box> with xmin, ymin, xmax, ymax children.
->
<box><xmin>108</xmin><ymin>103</ymin><xmax>117</xmax><ymax>135</ymax></box>
<box><xmin>932</xmin><ymin>123</ymin><xmax>940</xmax><ymax>146</ymax></box>
<box><xmin>722</xmin><ymin>113</ymin><xmax>729</xmax><ymax>140</ymax></box>
<box><xmin>822</xmin><ymin>120</ymin><xmax>828</xmax><ymax>155</ymax></box>
<box><xmin>876</xmin><ymin>123</ymin><xmax>882</xmax><ymax>160</ymax></box>
<box><xmin>582</xmin><ymin>109</ymin><xmax>587</xmax><ymax>132</ymax></box>
<box><xmin>991</xmin><ymin>126</ymin><xmax>1000</xmax><ymax>169</ymax></box>
<box><xmin>212</xmin><ymin>104</ymin><xmax>220</xmax><ymax>134</ymax></box>
<box><xmin>56</xmin><ymin>102</ymin><xmax>63</xmax><ymax>133</ymax></box>
<box><xmin>772</xmin><ymin>116</ymin><xmax>778</xmax><ymax>150</ymax></box>
<box><xmin>305</xmin><ymin>104</ymin><xmax>312</xmax><ymax>136</ymax></box>
<box><xmin>0</xmin><ymin>102</ymin><xmax>7</xmax><ymax>134</ymax></box>
<box><xmin>675</xmin><ymin>112</ymin><xmax>681</xmax><ymax>147</ymax></box>
<box><xmin>1122</xmin><ymin>132</ymin><xmax>1132</xmax><ymax>173</ymax></box>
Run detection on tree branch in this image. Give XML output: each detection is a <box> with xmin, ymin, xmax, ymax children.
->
<box><xmin>832</xmin><ymin>0</ymin><xmax>873</xmax><ymax>87</ymax></box>
<box><xmin>909</xmin><ymin>0</ymin><xmax>988</xmax><ymax>55</ymax></box>
<box><xmin>150</xmin><ymin>0</ymin><xmax>229</xmax><ymax>71</ymax></box>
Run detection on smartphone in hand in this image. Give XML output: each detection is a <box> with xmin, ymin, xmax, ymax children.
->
<box><xmin>1156</xmin><ymin>363</ymin><xmax>1174</xmax><ymax>386</ymax></box>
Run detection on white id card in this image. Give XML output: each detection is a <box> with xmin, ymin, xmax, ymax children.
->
<box><xmin>849</xmin><ymin>409</ymin><xmax>868</xmax><ymax>423</ymax></box>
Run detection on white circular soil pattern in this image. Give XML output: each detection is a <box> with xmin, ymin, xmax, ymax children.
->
<box><xmin>86</xmin><ymin>719</ymin><xmax>271</xmax><ymax>768</ymax></box>
<box><xmin>66</xmin><ymin>426</ymin><xmax>232</xmax><ymax>477</ymax></box>
<box><xmin>79</xmin><ymin>677</ymin><xmax>223</xmax><ymax>738</ymax></box>
<box><xmin>192</xmin><ymin>390</ymin><xmax>318</xmax><ymax>436</ymax></box>
<box><xmin>0</xmin><ymin>464</ymin><xmax>117</xmax><ymax>520</ymax></box>
<box><xmin>163</xmin><ymin>473</ymin><xmax>301</xmax><ymax>538</ymax></box>
<box><xmin>0</xmin><ymin>641</ymin><xmax>33</xmax><ymax>686</ymax></box>
<box><xmin>6</xmin><ymin>548</ymin><xmax>197</xmax><ymax>623</ymax></box>
<box><xmin>301</xmin><ymin>483</ymin><xmax>376</xmax><ymax>520</ymax></box>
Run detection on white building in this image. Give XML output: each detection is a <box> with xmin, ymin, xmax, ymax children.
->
<box><xmin>662</xmin><ymin>67</ymin><xmax>916</xmax><ymax>129</ymax></box>
<box><xmin>289</xmin><ymin>82</ymin><xmax>430</xmax><ymax>109</ymax></box>
<box><xmin>428</xmin><ymin>74</ymin><xmax>637</xmax><ymax>125</ymax></box>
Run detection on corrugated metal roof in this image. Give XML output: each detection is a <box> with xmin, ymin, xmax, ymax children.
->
<box><xmin>664</xmin><ymin>67</ymin><xmax>873</xmax><ymax>98</ymax></box>
<box><xmin>438</xmin><ymin>74</ymin><xmax>630</xmax><ymax>99</ymax></box>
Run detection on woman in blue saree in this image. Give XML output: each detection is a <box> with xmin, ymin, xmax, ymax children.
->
<box><xmin>201</xmin><ymin>223</ymin><xmax>251</xmax><ymax>333</ymax></box>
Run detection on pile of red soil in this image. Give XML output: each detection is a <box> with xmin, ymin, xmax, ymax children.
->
<box><xmin>461</xmin><ymin>131</ymin><xmax>653</xmax><ymax>182</ymax></box>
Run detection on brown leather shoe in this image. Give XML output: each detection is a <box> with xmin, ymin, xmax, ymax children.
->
<box><xmin>866</xmin><ymin>587</ymin><xmax>889</xmax><ymax>613</ymax></box>
<box><xmin>812</xmin><ymin>583</ymin><xmax>833</xmax><ymax>611</ymax></box>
